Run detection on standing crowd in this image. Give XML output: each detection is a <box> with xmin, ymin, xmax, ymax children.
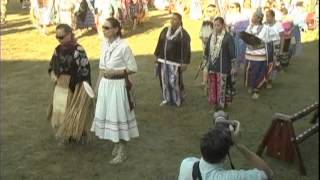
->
<box><xmin>1</xmin><ymin>0</ymin><xmax>150</xmax><ymax>34</ymax></box>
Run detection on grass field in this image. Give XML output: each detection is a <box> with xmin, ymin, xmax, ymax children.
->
<box><xmin>1</xmin><ymin>1</ymin><xmax>319</xmax><ymax>180</ymax></box>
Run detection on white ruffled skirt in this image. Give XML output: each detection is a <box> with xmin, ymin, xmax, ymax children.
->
<box><xmin>91</xmin><ymin>78</ymin><xmax>139</xmax><ymax>143</ymax></box>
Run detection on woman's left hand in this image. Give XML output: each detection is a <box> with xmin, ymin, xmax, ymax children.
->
<box><xmin>103</xmin><ymin>68</ymin><xmax>115</xmax><ymax>78</ymax></box>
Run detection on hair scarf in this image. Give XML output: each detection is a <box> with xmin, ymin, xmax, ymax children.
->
<box><xmin>103</xmin><ymin>37</ymin><xmax>121</xmax><ymax>67</ymax></box>
<box><xmin>209</xmin><ymin>29</ymin><xmax>225</xmax><ymax>64</ymax></box>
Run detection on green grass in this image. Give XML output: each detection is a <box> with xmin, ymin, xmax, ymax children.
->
<box><xmin>1</xmin><ymin>0</ymin><xmax>319</xmax><ymax>179</ymax></box>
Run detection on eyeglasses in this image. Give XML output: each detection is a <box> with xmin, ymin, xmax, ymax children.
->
<box><xmin>56</xmin><ymin>34</ymin><xmax>66</xmax><ymax>40</ymax></box>
<box><xmin>102</xmin><ymin>26</ymin><xmax>112</xmax><ymax>30</ymax></box>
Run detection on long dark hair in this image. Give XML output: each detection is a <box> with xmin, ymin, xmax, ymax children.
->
<box><xmin>106</xmin><ymin>17</ymin><xmax>122</xmax><ymax>37</ymax></box>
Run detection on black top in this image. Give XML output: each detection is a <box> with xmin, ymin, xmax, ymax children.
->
<box><xmin>154</xmin><ymin>27</ymin><xmax>191</xmax><ymax>65</ymax></box>
<box><xmin>48</xmin><ymin>43</ymin><xmax>91</xmax><ymax>92</ymax></box>
<box><xmin>204</xmin><ymin>32</ymin><xmax>235</xmax><ymax>74</ymax></box>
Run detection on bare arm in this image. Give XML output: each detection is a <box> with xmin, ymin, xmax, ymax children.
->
<box><xmin>104</xmin><ymin>68</ymin><xmax>136</xmax><ymax>76</ymax></box>
<box><xmin>95</xmin><ymin>69</ymin><xmax>104</xmax><ymax>94</ymax></box>
<box><xmin>235</xmin><ymin>144</ymin><xmax>274</xmax><ymax>179</ymax></box>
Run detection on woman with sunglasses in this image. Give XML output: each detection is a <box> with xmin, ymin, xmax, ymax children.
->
<box><xmin>91</xmin><ymin>17</ymin><xmax>139</xmax><ymax>164</ymax></box>
<box><xmin>48</xmin><ymin>24</ymin><xmax>93</xmax><ymax>144</ymax></box>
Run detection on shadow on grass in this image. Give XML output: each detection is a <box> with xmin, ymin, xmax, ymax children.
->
<box><xmin>75</xmin><ymin>11</ymin><xmax>172</xmax><ymax>39</ymax></box>
<box><xmin>0</xmin><ymin>17</ymin><xmax>31</xmax><ymax>29</ymax></box>
<box><xmin>76</xmin><ymin>28</ymin><xmax>98</xmax><ymax>39</ymax></box>
<box><xmin>123</xmin><ymin>12</ymin><xmax>172</xmax><ymax>38</ymax></box>
<box><xmin>7</xmin><ymin>0</ymin><xmax>30</xmax><ymax>16</ymax></box>
<box><xmin>0</xmin><ymin>26</ymin><xmax>34</xmax><ymax>36</ymax></box>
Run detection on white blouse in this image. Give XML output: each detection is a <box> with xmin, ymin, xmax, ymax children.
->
<box><xmin>99</xmin><ymin>38</ymin><xmax>138</xmax><ymax>72</ymax></box>
<box><xmin>265</xmin><ymin>22</ymin><xmax>284</xmax><ymax>44</ymax></box>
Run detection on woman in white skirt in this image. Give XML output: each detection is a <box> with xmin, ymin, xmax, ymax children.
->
<box><xmin>91</xmin><ymin>17</ymin><xmax>139</xmax><ymax>164</ymax></box>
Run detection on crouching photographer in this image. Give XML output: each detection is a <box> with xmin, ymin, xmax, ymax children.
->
<box><xmin>178</xmin><ymin>111</ymin><xmax>273</xmax><ymax>180</ymax></box>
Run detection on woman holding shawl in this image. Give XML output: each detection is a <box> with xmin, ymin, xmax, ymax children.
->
<box><xmin>154</xmin><ymin>12</ymin><xmax>191</xmax><ymax>107</ymax></box>
<box><xmin>91</xmin><ymin>17</ymin><xmax>139</xmax><ymax>164</ymax></box>
<box><xmin>203</xmin><ymin>17</ymin><xmax>236</xmax><ymax>111</ymax></box>
<box><xmin>244</xmin><ymin>8</ymin><xmax>268</xmax><ymax>99</ymax></box>
<box><xmin>48</xmin><ymin>24</ymin><xmax>93</xmax><ymax>144</ymax></box>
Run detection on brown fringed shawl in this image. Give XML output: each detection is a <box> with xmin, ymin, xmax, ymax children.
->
<box><xmin>48</xmin><ymin>41</ymin><xmax>91</xmax><ymax>92</ymax></box>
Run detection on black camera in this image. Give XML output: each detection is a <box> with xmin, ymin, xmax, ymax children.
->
<box><xmin>213</xmin><ymin>110</ymin><xmax>240</xmax><ymax>140</ymax></box>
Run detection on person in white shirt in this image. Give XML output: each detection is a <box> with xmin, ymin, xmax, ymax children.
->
<box><xmin>55</xmin><ymin>0</ymin><xmax>75</xmax><ymax>27</ymax></box>
<box><xmin>242</xmin><ymin>0</ymin><xmax>254</xmax><ymax>20</ymax></box>
<box><xmin>225</xmin><ymin>2</ymin><xmax>250</xmax><ymax>81</ymax></box>
<box><xmin>264</xmin><ymin>9</ymin><xmax>284</xmax><ymax>88</ymax></box>
<box><xmin>244</xmin><ymin>8</ymin><xmax>269</xmax><ymax>99</ymax></box>
<box><xmin>91</xmin><ymin>17</ymin><xmax>139</xmax><ymax>165</ymax></box>
<box><xmin>1</xmin><ymin>0</ymin><xmax>7</xmax><ymax>24</ymax></box>
<box><xmin>199</xmin><ymin>4</ymin><xmax>218</xmax><ymax>91</ymax></box>
<box><xmin>95</xmin><ymin>0</ymin><xmax>114</xmax><ymax>38</ymax></box>
<box><xmin>178</xmin><ymin>128</ymin><xmax>273</xmax><ymax>180</ymax></box>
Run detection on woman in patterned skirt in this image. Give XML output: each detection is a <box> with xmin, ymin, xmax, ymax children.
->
<box><xmin>91</xmin><ymin>17</ymin><xmax>139</xmax><ymax>164</ymax></box>
<box><xmin>204</xmin><ymin>17</ymin><xmax>236</xmax><ymax>111</ymax></box>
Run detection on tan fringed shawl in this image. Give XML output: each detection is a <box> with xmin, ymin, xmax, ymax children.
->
<box><xmin>56</xmin><ymin>82</ymin><xmax>94</xmax><ymax>141</ymax></box>
<box><xmin>48</xmin><ymin>75</ymin><xmax>94</xmax><ymax>142</ymax></box>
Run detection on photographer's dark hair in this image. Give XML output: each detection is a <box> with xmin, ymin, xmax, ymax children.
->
<box><xmin>200</xmin><ymin>128</ymin><xmax>233</xmax><ymax>164</ymax></box>
<box><xmin>106</xmin><ymin>17</ymin><xmax>122</xmax><ymax>37</ymax></box>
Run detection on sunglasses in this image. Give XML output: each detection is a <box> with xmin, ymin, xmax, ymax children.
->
<box><xmin>102</xmin><ymin>26</ymin><xmax>112</xmax><ymax>30</ymax></box>
<box><xmin>56</xmin><ymin>34</ymin><xmax>66</xmax><ymax>40</ymax></box>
